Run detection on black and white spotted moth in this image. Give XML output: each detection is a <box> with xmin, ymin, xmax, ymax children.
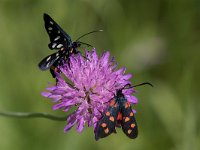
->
<box><xmin>38</xmin><ymin>13</ymin><xmax>102</xmax><ymax>78</ymax></box>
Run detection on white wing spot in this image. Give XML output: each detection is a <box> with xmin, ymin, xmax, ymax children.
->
<box><xmin>46</xmin><ymin>62</ymin><xmax>51</xmax><ymax>68</ymax></box>
<box><xmin>56</xmin><ymin>53</ymin><xmax>59</xmax><ymax>57</ymax></box>
<box><xmin>56</xmin><ymin>44</ymin><xmax>63</xmax><ymax>48</ymax></box>
<box><xmin>64</xmin><ymin>38</ymin><xmax>66</xmax><ymax>41</ymax></box>
<box><xmin>46</xmin><ymin>56</ymin><xmax>51</xmax><ymax>61</ymax></box>
<box><xmin>48</xmin><ymin>27</ymin><xmax>52</xmax><ymax>30</ymax></box>
<box><xmin>50</xmin><ymin>21</ymin><xmax>53</xmax><ymax>25</ymax></box>
<box><xmin>52</xmin><ymin>43</ymin><xmax>57</xmax><ymax>48</ymax></box>
<box><xmin>54</xmin><ymin>36</ymin><xmax>60</xmax><ymax>41</ymax></box>
<box><xmin>58</xmin><ymin>30</ymin><xmax>60</xmax><ymax>34</ymax></box>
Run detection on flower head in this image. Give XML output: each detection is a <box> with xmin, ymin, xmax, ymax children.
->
<box><xmin>42</xmin><ymin>49</ymin><xmax>138</xmax><ymax>133</ymax></box>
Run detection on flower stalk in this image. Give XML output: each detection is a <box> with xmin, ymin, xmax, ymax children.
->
<box><xmin>0</xmin><ymin>111</ymin><xmax>67</xmax><ymax>121</ymax></box>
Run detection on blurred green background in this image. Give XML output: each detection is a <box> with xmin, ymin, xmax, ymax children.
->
<box><xmin>0</xmin><ymin>0</ymin><xmax>200</xmax><ymax>150</ymax></box>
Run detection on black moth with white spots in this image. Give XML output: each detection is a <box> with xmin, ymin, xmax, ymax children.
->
<box><xmin>38</xmin><ymin>13</ymin><xmax>102</xmax><ymax>77</ymax></box>
<box><xmin>39</xmin><ymin>13</ymin><xmax>79</xmax><ymax>71</ymax></box>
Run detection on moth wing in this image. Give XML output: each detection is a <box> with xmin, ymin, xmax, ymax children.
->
<box><xmin>95</xmin><ymin>99</ymin><xmax>120</xmax><ymax>141</ymax></box>
<box><xmin>121</xmin><ymin>101</ymin><xmax>138</xmax><ymax>139</ymax></box>
<box><xmin>38</xmin><ymin>51</ymin><xmax>62</xmax><ymax>70</ymax></box>
<box><xmin>43</xmin><ymin>13</ymin><xmax>72</xmax><ymax>50</ymax></box>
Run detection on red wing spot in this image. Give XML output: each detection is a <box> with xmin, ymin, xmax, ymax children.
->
<box><xmin>54</xmin><ymin>68</ymin><xmax>58</xmax><ymax>72</ymax></box>
<box><xmin>130</xmin><ymin>112</ymin><xmax>134</xmax><ymax>117</ymax></box>
<box><xmin>109</xmin><ymin>116</ymin><xmax>115</xmax><ymax>122</ymax></box>
<box><xmin>131</xmin><ymin>123</ymin><xmax>136</xmax><ymax>128</ymax></box>
<box><xmin>128</xmin><ymin>129</ymin><xmax>132</xmax><ymax>134</ymax></box>
<box><xmin>114</xmin><ymin>103</ymin><xmax>118</xmax><ymax>108</ymax></box>
<box><xmin>125</xmin><ymin>102</ymin><xmax>131</xmax><ymax>108</ymax></box>
<box><xmin>104</xmin><ymin>128</ymin><xmax>109</xmax><ymax>134</ymax></box>
<box><xmin>125</xmin><ymin>103</ymin><xmax>128</xmax><ymax>108</ymax></box>
<box><xmin>125</xmin><ymin>117</ymin><xmax>130</xmax><ymax>122</ymax></box>
<box><xmin>110</xmin><ymin>99</ymin><xmax>115</xmax><ymax>106</ymax></box>
<box><xmin>101</xmin><ymin>123</ymin><xmax>107</xmax><ymax>128</ymax></box>
<box><xmin>106</xmin><ymin>111</ymin><xmax>110</xmax><ymax>116</ymax></box>
<box><xmin>117</xmin><ymin>112</ymin><xmax>122</xmax><ymax>121</ymax></box>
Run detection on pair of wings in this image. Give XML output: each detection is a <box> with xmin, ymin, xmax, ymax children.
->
<box><xmin>38</xmin><ymin>13</ymin><xmax>72</xmax><ymax>70</ymax></box>
<box><xmin>95</xmin><ymin>98</ymin><xmax>138</xmax><ymax>140</ymax></box>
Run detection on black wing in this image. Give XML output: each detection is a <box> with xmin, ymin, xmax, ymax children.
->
<box><xmin>38</xmin><ymin>50</ymin><xmax>66</xmax><ymax>70</ymax></box>
<box><xmin>43</xmin><ymin>13</ymin><xmax>73</xmax><ymax>50</ymax></box>
<box><xmin>121</xmin><ymin>100</ymin><xmax>138</xmax><ymax>139</ymax></box>
<box><xmin>95</xmin><ymin>99</ymin><xmax>120</xmax><ymax>141</ymax></box>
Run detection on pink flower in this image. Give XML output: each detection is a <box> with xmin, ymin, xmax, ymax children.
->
<box><xmin>42</xmin><ymin>49</ymin><xmax>138</xmax><ymax>133</ymax></box>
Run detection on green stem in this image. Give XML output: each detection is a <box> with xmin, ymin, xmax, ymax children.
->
<box><xmin>0</xmin><ymin>111</ymin><xmax>67</xmax><ymax>121</ymax></box>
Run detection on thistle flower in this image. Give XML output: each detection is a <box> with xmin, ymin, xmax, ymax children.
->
<box><xmin>42</xmin><ymin>49</ymin><xmax>138</xmax><ymax>133</ymax></box>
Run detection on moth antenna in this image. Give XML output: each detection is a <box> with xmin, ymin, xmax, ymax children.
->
<box><xmin>79</xmin><ymin>41</ymin><xmax>93</xmax><ymax>47</ymax></box>
<box><xmin>103</xmin><ymin>86</ymin><xmax>115</xmax><ymax>96</ymax></box>
<box><xmin>121</xmin><ymin>84</ymin><xmax>132</xmax><ymax>90</ymax></box>
<box><xmin>76</xmin><ymin>51</ymin><xmax>91</xmax><ymax>62</ymax></box>
<box><xmin>75</xmin><ymin>30</ymin><xmax>103</xmax><ymax>41</ymax></box>
<box><xmin>124</xmin><ymin>82</ymin><xmax>153</xmax><ymax>89</ymax></box>
<box><xmin>132</xmin><ymin>82</ymin><xmax>153</xmax><ymax>88</ymax></box>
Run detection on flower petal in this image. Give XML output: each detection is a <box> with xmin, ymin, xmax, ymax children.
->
<box><xmin>126</xmin><ymin>95</ymin><xmax>138</xmax><ymax>104</ymax></box>
<box><xmin>76</xmin><ymin>117</ymin><xmax>85</xmax><ymax>133</ymax></box>
<box><xmin>123</xmin><ymin>74</ymin><xmax>132</xmax><ymax>80</ymax></box>
<box><xmin>64</xmin><ymin>115</ymin><xmax>77</xmax><ymax>132</ymax></box>
<box><xmin>41</xmin><ymin>92</ymin><xmax>51</xmax><ymax>97</ymax></box>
